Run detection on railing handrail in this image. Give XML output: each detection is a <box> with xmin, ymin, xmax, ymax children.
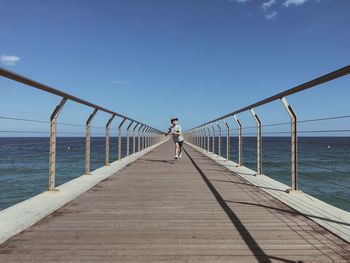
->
<box><xmin>184</xmin><ymin>64</ymin><xmax>350</xmax><ymax>193</ymax></box>
<box><xmin>0</xmin><ymin>67</ymin><xmax>163</xmax><ymax>133</ymax></box>
<box><xmin>188</xmin><ymin>65</ymin><xmax>350</xmax><ymax>131</ymax></box>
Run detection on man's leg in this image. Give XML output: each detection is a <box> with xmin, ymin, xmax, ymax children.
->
<box><xmin>175</xmin><ymin>142</ymin><xmax>179</xmax><ymax>158</ymax></box>
<box><xmin>178</xmin><ymin>142</ymin><xmax>183</xmax><ymax>158</ymax></box>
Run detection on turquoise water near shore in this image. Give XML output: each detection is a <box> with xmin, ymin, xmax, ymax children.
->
<box><xmin>0</xmin><ymin>137</ymin><xmax>349</xmax><ymax>212</ymax></box>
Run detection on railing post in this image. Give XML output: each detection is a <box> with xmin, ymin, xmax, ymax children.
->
<box><xmin>206</xmin><ymin>125</ymin><xmax>210</xmax><ymax>152</ymax></box>
<box><xmin>198</xmin><ymin>129</ymin><xmax>201</xmax><ymax>147</ymax></box>
<box><xmin>148</xmin><ymin>128</ymin><xmax>152</xmax><ymax>148</ymax></box>
<box><xmin>148</xmin><ymin>128</ymin><xmax>153</xmax><ymax>146</ymax></box>
<box><xmin>152</xmin><ymin>130</ymin><xmax>158</xmax><ymax>145</ymax></box>
<box><xmin>145</xmin><ymin>127</ymin><xmax>150</xmax><ymax>148</ymax></box>
<box><xmin>234</xmin><ymin>115</ymin><xmax>243</xmax><ymax>166</ymax></box>
<box><xmin>281</xmin><ymin>97</ymin><xmax>299</xmax><ymax>192</ymax></box>
<box><xmin>193</xmin><ymin>130</ymin><xmax>197</xmax><ymax>146</ymax></box>
<box><xmin>144</xmin><ymin>127</ymin><xmax>149</xmax><ymax>148</ymax></box>
<box><xmin>202</xmin><ymin>128</ymin><xmax>206</xmax><ymax>149</ymax></box>
<box><xmin>146</xmin><ymin>127</ymin><xmax>150</xmax><ymax>148</ymax></box>
<box><xmin>141</xmin><ymin>126</ymin><xmax>147</xmax><ymax>150</ymax></box>
<box><xmin>149</xmin><ymin>129</ymin><xmax>153</xmax><ymax>146</ymax></box>
<box><xmin>250</xmin><ymin>108</ymin><xmax>262</xmax><ymax>176</ymax></box>
<box><xmin>198</xmin><ymin>129</ymin><xmax>201</xmax><ymax>148</ymax></box>
<box><xmin>126</xmin><ymin>121</ymin><xmax>134</xmax><ymax>157</ymax></box>
<box><xmin>141</xmin><ymin>126</ymin><xmax>145</xmax><ymax>150</ymax></box>
<box><xmin>216</xmin><ymin>122</ymin><xmax>222</xmax><ymax>157</ymax></box>
<box><xmin>197</xmin><ymin>129</ymin><xmax>200</xmax><ymax>147</ymax></box>
<box><xmin>49</xmin><ymin>98</ymin><xmax>67</xmax><ymax>191</ymax></box>
<box><xmin>105</xmin><ymin>114</ymin><xmax>115</xmax><ymax>166</ymax></box>
<box><xmin>211</xmin><ymin>124</ymin><xmax>215</xmax><ymax>154</ymax></box>
<box><xmin>223</xmin><ymin>119</ymin><xmax>230</xmax><ymax>160</ymax></box>
<box><xmin>138</xmin><ymin>125</ymin><xmax>144</xmax><ymax>151</ymax></box>
<box><xmin>118</xmin><ymin>118</ymin><xmax>127</xmax><ymax>160</ymax></box>
<box><xmin>85</xmin><ymin>108</ymin><xmax>98</xmax><ymax>175</ymax></box>
<box><xmin>133</xmin><ymin>123</ymin><xmax>139</xmax><ymax>154</ymax></box>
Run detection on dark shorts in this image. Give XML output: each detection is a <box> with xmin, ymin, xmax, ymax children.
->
<box><xmin>175</xmin><ymin>140</ymin><xmax>184</xmax><ymax>147</ymax></box>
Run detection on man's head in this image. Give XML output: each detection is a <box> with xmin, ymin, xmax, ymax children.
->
<box><xmin>171</xmin><ymin>116</ymin><xmax>178</xmax><ymax>125</ymax></box>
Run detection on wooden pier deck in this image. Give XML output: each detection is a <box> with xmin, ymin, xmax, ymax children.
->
<box><xmin>0</xmin><ymin>141</ymin><xmax>349</xmax><ymax>262</ymax></box>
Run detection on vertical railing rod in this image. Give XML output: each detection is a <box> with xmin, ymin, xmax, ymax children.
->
<box><xmin>197</xmin><ymin>129</ymin><xmax>200</xmax><ymax>147</ymax></box>
<box><xmin>138</xmin><ymin>124</ymin><xmax>144</xmax><ymax>152</ymax></box>
<box><xmin>141</xmin><ymin>126</ymin><xmax>147</xmax><ymax>150</ymax></box>
<box><xmin>126</xmin><ymin>121</ymin><xmax>134</xmax><ymax>157</ymax></box>
<box><xmin>211</xmin><ymin>124</ymin><xmax>215</xmax><ymax>154</ymax></box>
<box><xmin>250</xmin><ymin>108</ymin><xmax>262</xmax><ymax>176</ymax></box>
<box><xmin>198</xmin><ymin>129</ymin><xmax>202</xmax><ymax>148</ymax></box>
<box><xmin>49</xmin><ymin>98</ymin><xmax>67</xmax><ymax>191</ymax></box>
<box><xmin>85</xmin><ymin>108</ymin><xmax>98</xmax><ymax>175</ymax></box>
<box><xmin>192</xmin><ymin>130</ymin><xmax>195</xmax><ymax>146</ymax></box>
<box><xmin>148</xmin><ymin>127</ymin><xmax>152</xmax><ymax>148</ymax></box>
<box><xmin>223</xmin><ymin>119</ymin><xmax>230</xmax><ymax>161</ymax></box>
<box><xmin>147</xmin><ymin>127</ymin><xmax>151</xmax><ymax>148</ymax></box>
<box><xmin>105</xmin><ymin>114</ymin><xmax>115</xmax><ymax>166</ymax></box>
<box><xmin>149</xmin><ymin>128</ymin><xmax>154</xmax><ymax>146</ymax></box>
<box><xmin>281</xmin><ymin>97</ymin><xmax>299</xmax><ymax>192</ymax></box>
<box><xmin>206</xmin><ymin>125</ymin><xmax>210</xmax><ymax>152</ymax></box>
<box><xmin>234</xmin><ymin>114</ymin><xmax>242</xmax><ymax>166</ymax></box>
<box><xmin>216</xmin><ymin>122</ymin><xmax>221</xmax><ymax>157</ymax></box>
<box><xmin>193</xmin><ymin>130</ymin><xmax>196</xmax><ymax>146</ymax></box>
<box><xmin>202</xmin><ymin>127</ymin><xmax>206</xmax><ymax>150</ymax></box>
<box><xmin>149</xmin><ymin>129</ymin><xmax>152</xmax><ymax>147</ymax></box>
<box><xmin>118</xmin><ymin>118</ymin><xmax>127</xmax><ymax>160</ymax></box>
<box><xmin>133</xmin><ymin>123</ymin><xmax>139</xmax><ymax>154</ymax></box>
<box><xmin>146</xmin><ymin>127</ymin><xmax>150</xmax><ymax>148</ymax></box>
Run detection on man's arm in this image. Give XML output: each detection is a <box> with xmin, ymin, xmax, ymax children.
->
<box><xmin>165</xmin><ymin>127</ymin><xmax>172</xmax><ymax>136</ymax></box>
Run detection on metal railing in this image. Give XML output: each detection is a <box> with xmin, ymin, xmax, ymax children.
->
<box><xmin>0</xmin><ymin>67</ymin><xmax>164</xmax><ymax>191</ymax></box>
<box><xmin>184</xmin><ymin>65</ymin><xmax>350</xmax><ymax>193</ymax></box>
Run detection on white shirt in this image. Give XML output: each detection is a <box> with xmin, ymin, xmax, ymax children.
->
<box><xmin>169</xmin><ymin>124</ymin><xmax>184</xmax><ymax>142</ymax></box>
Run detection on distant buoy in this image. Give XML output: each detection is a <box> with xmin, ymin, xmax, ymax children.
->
<box><xmin>67</xmin><ymin>147</ymin><xmax>71</xmax><ymax>150</ymax></box>
<box><xmin>327</xmin><ymin>145</ymin><xmax>331</xmax><ymax>149</ymax></box>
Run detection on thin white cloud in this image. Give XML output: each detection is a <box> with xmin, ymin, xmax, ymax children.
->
<box><xmin>228</xmin><ymin>0</ymin><xmax>250</xmax><ymax>3</ymax></box>
<box><xmin>283</xmin><ymin>0</ymin><xmax>309</xmax><ymax>7</ymax></box>
<box><xmin>111</xmin><ymin>80</ymin><xmax>131</xmax><ymax>85</ymax></box>
<box><xmin>1</xmin><ymin>55</ymin><xmax>20</xmax><ymax>66</ymax></box>
<box><xmin>265</xmin><ymin>11</ymin><xmax>277</xmax><ymax>20</ymax></box>
<box><xmin>262</xmin><ymin>0</ymin><xmax>276</xmax><ymax>10</ymax></box>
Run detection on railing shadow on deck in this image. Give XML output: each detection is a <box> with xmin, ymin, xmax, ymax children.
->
<box><xmin>210</xmin><ymin>179</ymin><xmax>287</xmax><ymax>193</ymax></box>
<box><xmin>194</xmin><ymin>153</ymin><xmax>350</xmax><ymax>227</ymax></box>
<box><xmin>223</xmin><ymin>200</ymin><xmax>350</xmax><ymax>228</ymax></box>
<box><xmin>184</xmin><ymin>147</ymin><xmax>300</xmax><ymax>263</ymax></box>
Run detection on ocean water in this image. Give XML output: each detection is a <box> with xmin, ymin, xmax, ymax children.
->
<box><xmin>211</xmin><ymin>136</ymin><xmax>350</xmax><ymax>212</ymax></box>
<box><xmin>0</xmin><ymin>137</ymin><xmax>131</xmax><ymax>211</ymax></box>
<box><xmin>0</xmin><ymin>137</ymin><xmax>349</xmax><ymax>212</ymax></box>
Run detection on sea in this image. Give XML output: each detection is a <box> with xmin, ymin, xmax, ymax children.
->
<box><xmin>0</xmin><ymin>137</ymin><xmax>349</xmax><ymax>212</ymax></box>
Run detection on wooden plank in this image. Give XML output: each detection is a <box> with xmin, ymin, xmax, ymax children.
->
<box><xmin>0</xmin><ymin>141</ymin><xmax>349</xmax><ymax>262</ymax></box>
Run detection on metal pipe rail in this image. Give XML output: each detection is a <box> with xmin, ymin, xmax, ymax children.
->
<box><xmin>189</xmin><ymin>65</ymin><xmax>350</xmax><ymax>129</ymax></box>
<box><xmin>0</xmin><ymin>67</ymin><xmax>164</xmax><ymax>191</ymax></box>
<box><xmin>0</xmin><ymin>67</ymin><xmax>162</xmax><ymax>132</ymax></box>
<box><xmin>185</xmin><ymin>65</ymin><xmax>350</xmax><ymax>193</ymax></box>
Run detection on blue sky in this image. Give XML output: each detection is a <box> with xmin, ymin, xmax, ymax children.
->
<box><xmin>1</xmin><ymin>0</ymin><xmax>350</xmax><ymax>134</ymax></box>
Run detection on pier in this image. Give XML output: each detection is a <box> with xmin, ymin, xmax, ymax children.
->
<box><xmin>0</xmin><ymin>140</ymin><xmax>349</xmax><ymax>262</ymax></box>
<box><xmin>0</xmin><ymin>66</ymin><xmax>350</xmax><ymax>262</ymax></box>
